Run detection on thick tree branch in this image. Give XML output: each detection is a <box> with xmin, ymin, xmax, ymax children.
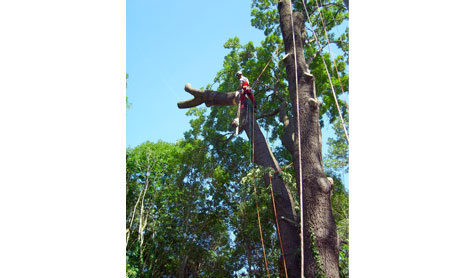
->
<box><xmin>277</xmin><ymin>100</ymin><xmax>295</xmax><ymax>154</ymax></box>
<box><xmin>256</xmin><ymin>107</ymin><xmax>281</xmax><ymax>120</ymax></box>
<box><xmin>177</xmin><ymin>83</ymin><xmax>238</xmax><ymax>109</ymax></box>
<box><xmin>281</xmin><ymin>121</ymin><xmax>295</xmax><ymax>154</ymax></box>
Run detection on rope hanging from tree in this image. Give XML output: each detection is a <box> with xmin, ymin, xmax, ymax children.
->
<box><xmin>251</xmin><ymin>47</ymin><xmax>280</xmax><ymax>94</ymax></box>
<box><xmin>288</xmin><ymin>4</ymin><xmax>306</xmax><ymax>277</ymax></box>
<box><xmin>245</xmin><ymin>95</ymin><xmax>290</xmax><ymax>277</ymax></box>
<box><xmin>250</xmin><ymin>100</ymin><xmax>271</xmax><ymax>277</ymax></box>
<box><xmin>269</xmin><ymin>174</ymin><xmax>289</xmax><ymax>278</ymax></box>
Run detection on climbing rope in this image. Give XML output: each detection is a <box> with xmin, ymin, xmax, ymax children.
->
<box><xmin>250</xmin><ymin>102</ymin><xmax>271</xmax><ymax>278</ymax></box>
<box><xmin>269</xmin><ymin>174</ymin><xmax>289</xmax><ymax>278</ymax></box>
<box><xmin>301</xmin><ymin>0</ymin><xmax>350</xmax><ymax>144</ymax></box>
<box><xmin>312</xmin><ymin>0</ymin><xmax>349</xmax><ymax>112</ymax></box>
<box><xmin>261</xmin><ymin>104</ymin><xmax>288</xmax><ymax>277</ymax></box>
<box><xmin>288</xmin><ymin>5</ymin><xmax>305</xmax><ymax>278</ymax></box>
<box><xmin>251</xmin><ymin>47</ymin><xmax>280</xmax><ymax>93</ymax></box>
<box><xmin>254</xmin><ymin>186</ymin><xmax>270</xmax><ymax>277</ymax></box>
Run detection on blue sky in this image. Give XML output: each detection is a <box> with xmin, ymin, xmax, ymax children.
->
<box><xmin>126</xmin><ymin>0</ymin><xmax>266</xmax><ymax>146</ymax></box>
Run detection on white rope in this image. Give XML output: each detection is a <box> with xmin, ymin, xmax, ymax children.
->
<box><xmin>288</xmin><ymin>5</ymin><xmax>305</xmax><ymax>277</ymax></box>
<box><xmin>313</xmin><ymin>0</ymin><xmax>349</xmax><ymax>112</ymax></box>
<box><xmin>301</xmin><ymin>0</ymin><xmax>349</xmax><ymax>144</ymax></box>
<box><xmin>235</xmin><ymin>92</ymin><xmax>241</xmax><ymax>135</ymax></box>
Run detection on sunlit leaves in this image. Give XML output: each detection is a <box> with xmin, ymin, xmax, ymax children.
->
<box><xmin>126</xmin><ymin>139</ymin><xmax>237</xmax><ymax>276</ymax></box>
<box><xmin>324</xmin><ymin>119</ymin><xmax>349</xmax><ymax>174</ymax></box>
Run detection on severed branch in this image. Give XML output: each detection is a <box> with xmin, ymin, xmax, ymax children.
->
<box><xmin>177</xmin><ymin>83</ymin><xmax>238</xmax><ymax>109</ymax></box>
<box><xmin>178</xmin><ymin>83</ymin><xmax>245</xmax><ymax>137</ymax></box>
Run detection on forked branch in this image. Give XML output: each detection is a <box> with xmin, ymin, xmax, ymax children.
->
<box><xmin>177</xmin><ymin>83</ymin><xmax>238</xmax><ymax>109</ymax></box>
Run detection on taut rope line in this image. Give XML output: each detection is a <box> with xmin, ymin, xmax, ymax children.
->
<box><xmin>288</xmin><ymin>5</ymin><xmax>305</xmax><ymax>277</ymax></box>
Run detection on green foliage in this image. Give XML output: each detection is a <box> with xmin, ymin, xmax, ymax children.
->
<box><xmin>212</xmin><ymin>33</ymin><xmax>290</xmax><ymax>148</ymax></box>
<box><xmin>325</xmin><ymin>118</ymin><xmax>349</xmax><ymax>174</ymax></box>
<box><xmin>126</xmin><ymin>139</ymin><xmax>236</xmax><ymax>277</ymax></box>
<box><xmin>326</xmin><ymin>172</ymin><xmax>349</xmax><ymax>277</ymax></box>
<box><xmin>251</xmin><ymin>0</ymin><xmax>281</xmax><ymax>37</ymax></box>
<box><xmin>185</xmin><ymin>105</ymin><xmax>297</xmax><ymax>276</ymax></box>
<box><xmin>309</xmin><ymin>227</ymin><xmax>326</xmax><ymax>278</ymax></box>
<box><xmin>235</xmin><ymin>165</ymin><xmax>281</xmax><ymax>276</ymax></box>
<box><xmin>240</xmin><ymin>165</ymin><xmax>275</xmax><ymax>187</ymax></box>
<box><xmin>126</xmin><ymin>259</ymin><xmax>139</xmax><ymax>278</ymax></box>
<box><xmin>339</xmin><ymin>242</ymin><xmax>349</xmax><ymax>278</ymax></box>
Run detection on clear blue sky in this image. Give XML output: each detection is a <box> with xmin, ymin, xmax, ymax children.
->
<box><xmin>126</xmin><ymin>0</ymin><xmax>266</xmax><ymax>147</ymax></box>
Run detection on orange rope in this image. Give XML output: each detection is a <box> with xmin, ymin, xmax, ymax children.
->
<box><xmin>254</xmin><ymin>192</ymin><xmax>270</xmax><ymax>277</ymax></box>
<box><xmin>269</xmin><ymin>175</ymin><xmax>289</xmax><ymax>278</ymax></box>
<box><xmin>251</xmin><ymin>102</ymin><xmax>270</xmax><ymax>277</ymax></box>
<box><xmin>251</xmin><ymin>47</ymin><xmax>280</xmax><ymax>92</ymax></box>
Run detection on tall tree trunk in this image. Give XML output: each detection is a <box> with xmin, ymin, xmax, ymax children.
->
<box><xmin>278</xmin><ymin>0</ymin><xmax>339</xmax><ymax>277</ymax></box>
<box><xmin>244</xmin><ymin>242</ymin><xmax>253</xmax><ymax>277</ymax></box>
<box><xmin>178</xmin><ymin>255</ymin><xmax>188</xmax><ymax>278</ymax></box>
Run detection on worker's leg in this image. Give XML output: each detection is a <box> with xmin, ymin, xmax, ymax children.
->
<box><xmin>246</xmin><ymin>89</ymin><xmax>256</xmax><ymax>109</ymax></box>
<box><xmin>240</xmin><ymin>90</ymin><xmax>246</xmax><ymax>109</ymax></box>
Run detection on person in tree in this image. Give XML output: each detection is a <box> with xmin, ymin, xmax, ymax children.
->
<box><xmin>236</xmin><ymin>71</ymin><xmax>256</xmax><ymax>111</ymax></box>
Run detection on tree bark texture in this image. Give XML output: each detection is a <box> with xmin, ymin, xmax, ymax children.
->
<box><xmin>178</xmin><ymin>85</ymin><xmax>301</xmax><ymax>278</ymax></box>
<box><xmin>278</xmin><ymin>0</ymin><xmax>340</xmax><ymax>277</ymax></box>
<box><xmin>177</xmin><ymin>84</ymin><xmax>238</xmax><ymax>109</ymax></box>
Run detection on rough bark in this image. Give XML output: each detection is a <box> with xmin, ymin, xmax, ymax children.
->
<box><xmin>178</xmin><ymin>86</ymin><xmax>301</xmax><ymax>278</ymax></box>
<box><xmin>278</xmin><ymin>0</ymin><xmax>339</xmax><ymax>277</ymax></box>
<box><xmin>177</xmin><ymin>84</ymin><xmax>238</xmax><ymax>108</ymax></box>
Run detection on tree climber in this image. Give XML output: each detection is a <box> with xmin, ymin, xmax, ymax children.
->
<box><xmin>236</xmin><ymin>71</ymin><xmax>257</xmax><ymax>111</ymax></box>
